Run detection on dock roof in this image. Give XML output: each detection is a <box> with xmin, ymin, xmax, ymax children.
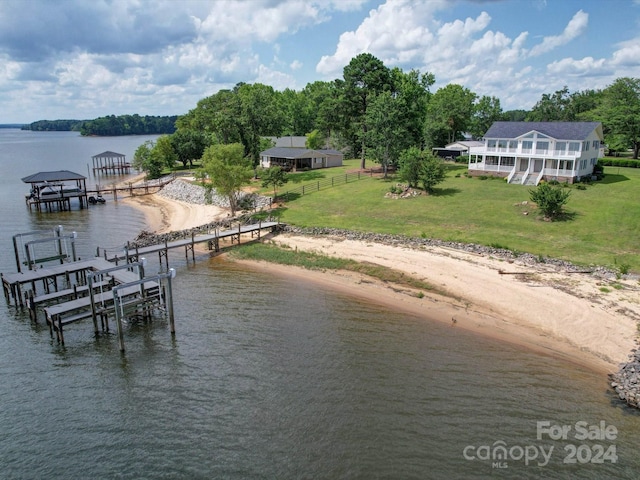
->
<box><xmin>92</xmin><ymin>151</ymin><xmax>125</xmax><ymax>159</ymax></box>
<box><xmin>21</xmin><ymin>170</ymin><xmax>86</xmax><ymax>184</ymax></box>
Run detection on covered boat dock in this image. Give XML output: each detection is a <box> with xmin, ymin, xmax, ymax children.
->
<box><xmin>22</xmin><ymin>170</ymin><xmax>89</xmax><ymax>211</ymax></box>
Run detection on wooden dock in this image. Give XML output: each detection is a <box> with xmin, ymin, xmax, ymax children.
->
<box><xmin>2</xmin><ymin>220</ymin><xmax>281</xmax><ymax>350</ymax></box>
<box><xmin>101</xmin><ymin>220</ymin><xmax>281</xmax><ymax>268</ymax></box>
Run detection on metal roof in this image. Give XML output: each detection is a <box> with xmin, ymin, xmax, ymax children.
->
<box><xmin>261</xmin><ymin>147</ymin><xmax>345</xmax><ymax>158</ymax></box>
<box><xmin>261</xmin><ymin>147</ymin><xmax>319</xmax><ymax>158</ymax></box>
<box><xmin>21</xmin><ymin>170</ymin><xmax>86</xmax><ymax>183</ymax></box>
<box><xmin>92</xmin><ymin>151</ymin><xmax>125</xmax><ymax>158</ymax></box>
<box><xmin>484</xmin><ymin>122</ymin><xmax>602</xmax><ymax>141</ymax></box>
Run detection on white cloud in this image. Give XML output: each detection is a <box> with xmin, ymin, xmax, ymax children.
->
<box><xmin>528</xmin><ymin>10</ymin><xmax>588</xmax><ymax>57</ymax></box>
<box><xmin>290</xmin><ymin>60</ymin><xmax>303</xmax><ymax>70</ymax></box>
<box><xmin>546</xmin><ymin>56</ymin><xmax>607</xmax><ymax>76</ymax></box>
<box><xmin>610</xmin><ymin>37</ymin><xmax>640</xmax><ymax>67</ymax></box>
<box><xmin>316</xmin><ymin>0</ymin><xmax>447</xmax><ymax>77</ymax></box>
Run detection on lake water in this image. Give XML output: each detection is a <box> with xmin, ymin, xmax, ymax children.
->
<box><xmin>1</xmin><ymin>129</ymin><xmax>639</xmax><ymax>479</ymax></box>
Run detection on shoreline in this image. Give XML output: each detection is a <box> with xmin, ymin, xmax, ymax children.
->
<box><xmin>122</xmin><ymin>187</ymin><xmax>640</xmax><ymax>375</ymax></box>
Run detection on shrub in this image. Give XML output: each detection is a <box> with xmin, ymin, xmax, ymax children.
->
<box><xmin>529</xmin><ymin>183</ymin><xmax>571</xmax><ymax>220</ymax></box>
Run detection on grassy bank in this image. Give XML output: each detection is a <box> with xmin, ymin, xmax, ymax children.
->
<box><xmin>230</xmin><ymin>241</ymin><xmax>445</xmax><ymax>297</ymax></box>
<box><xmin>271</xmin><ymin>163</ymin><xmax>640</xmax><ymax>273</ymax></box>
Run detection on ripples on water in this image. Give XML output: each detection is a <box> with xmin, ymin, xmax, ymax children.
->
<box><xmin>2</xmin><ymin>131</ymin><xmax>640</xmax><ymax>478</ymax></box>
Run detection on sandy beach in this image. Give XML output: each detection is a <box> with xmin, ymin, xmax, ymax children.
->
<box><xmin>124</xmin><ymin>186</ymin><xmax>640</xmax><ymax>374</ymax></box>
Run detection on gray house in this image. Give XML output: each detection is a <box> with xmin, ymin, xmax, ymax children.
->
<box><xmin>260</xmin><ymin>147</ymin><xmax>343</xmax><ymax>171</ymax></box>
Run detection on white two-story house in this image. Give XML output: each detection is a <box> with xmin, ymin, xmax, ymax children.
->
<box><xmin>468</xmin><ymin>122</ymin><xmax>604</xmax><ymax>185</ymax></box>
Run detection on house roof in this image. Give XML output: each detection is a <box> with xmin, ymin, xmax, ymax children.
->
<box><xmin>484</xmin><ymin>122</ymin><xmax>602</xmax><ymax>141</ymax></box>
<box><xmin>444</xmin><ymin>141</ymin><xmax>484</xmax><ymax>150</ymax></box>
<box><xmin>261</xmin><ymin>147</ymin><xmax>320</xmax><ymax>159</ymax></box>
<box><xmin>21</xmin><ymin>170</ymin><xmax>86</xmax><ymax>184</ymax></box>
<box><xmin>264</xmin><ymin>136</ymin><xmax>308</xmax><ymax>148</ymax></box>
<box><xmin>318</xmin><ymin>149</ymin><xmax>343</xmax><ymax>156</ymax></box>
<box><xmin>92</xmin><ymin>151</ymin><xmax>125</xmax><ymax>158</ymax></box>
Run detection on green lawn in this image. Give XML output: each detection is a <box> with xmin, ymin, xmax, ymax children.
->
<box><xmin>274</xmin><ymin>163</ymin><xmax>640</xmax><ymax>273</ymax></box>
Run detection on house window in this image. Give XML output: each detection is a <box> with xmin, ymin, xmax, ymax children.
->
<box><xmin>501</xmin><ymin>157</ymin><xmax>515</xmax><ymax>166</ymax></box>
<box><xmin>487</xmin><ymin>139</ymin><xmax>497</xmax><ymax>151</ymax></box>
<box><xmin>568</xmin><ymin>142</ymin><xmax>580</xmax><ymax>153</ymax></box>
<box><xmin>547</xmin><ymin>159</ymin><xmax>558</xmax><ymax>169</ymax></box>
<box><xmin>508</xmin><ymin>140</ymin><xmax>517</xmax><ymax>151</ymax></box>
<box><xmin>498</xmin><ymin>140</ymin><xmax>508</xmax><ymax>151</ymax></box>
<box><xmin>584</xmin><ymin>141</ymin><xmax>589</xmax><ymax>151</ymax></box>
<box><xmin>592</xmin><ymin>140</ymin><xmax>599</xmax><ymax>149</ymax></box>
<box><xmin>485</xmin><ymin>156</ymin><xmax>499</xmax><ymax>165</ymax></box>
<box><xmin>535</xmin><ymin>141</ymin><xmax>549</xmax><ymax>154</ymax></box>
<box><xmin>555</xmin><ymin>142</ymin><xmax>566</xmax><ymax>155</ymax></box>
<box><xmin>522</xmin><ymin>140</ymin><xmax>533</xmax><ymax>153</ymax></box>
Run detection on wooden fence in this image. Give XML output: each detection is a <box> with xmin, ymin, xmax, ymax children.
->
<box><xmin>278</xmin><ymin>169</ymin><xmax>376</xmax><ymax>202</ymax></box>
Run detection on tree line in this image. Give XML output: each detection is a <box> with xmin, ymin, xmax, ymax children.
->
<box><xmin>132</xmin><ymin>53</ymin><xmax>640</xmax><ymax>216</ymax></box>
<box><xmin>22</xmin><ymin>114</ymin><xmax>178</xmax><ymax>136</ymax></box>
<box><xmin>173</xmin><ymin>54</ymin><xmax>640</xmax><ymax>165</ymax></box>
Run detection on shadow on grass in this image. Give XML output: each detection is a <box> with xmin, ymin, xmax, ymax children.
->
<box><xmin>531</xmin><ymin>210</ymin><xmax>579</xmax><ymax>222</ymax></box>
<box><xmin>276</xmin><ymin>192</ymin><xmax>301</xmax><ymax>202</ymax></box>
<box><xmin>600</xmin><ymin>174</ymin><xmax>630</xmax><ymax>185</ymax></box>
<box><xmin>431</xmin><ymin>187</ymin><xmax>461</xmax><ymax>197</ymax></box>
<box><xmin>288</xmin><ymin>171</ymin><xmax>327</xmax><ymax>184</ymax></box>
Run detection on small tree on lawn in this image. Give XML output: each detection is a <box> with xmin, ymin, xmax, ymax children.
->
<box><xmin>398</xmin><ymin>147</ymin><xmax>423</xmax><ymax>188</ymax></box>
<box><xmin>201</xmin><ymin>143</ymin><xmax>253</xmax><ymax>216</ymax></box>
<box><xmin>261</xmin><ymin>166</ymin><xmax>289</xmax><ymax>198</ymax></box>
<box><xmin>529</xmin><ymin>183</ymin><xmax>571</xmax><ymax>220</ymax></box>
<box><xmin>398</xmin><ymin>147</ymin><xmax>446</xmax><ymax>193</ymax></box>
<box><xmin>420</xmin><ymin>152</ymin><xmax>447</xmax><ymax>194</ymax></box>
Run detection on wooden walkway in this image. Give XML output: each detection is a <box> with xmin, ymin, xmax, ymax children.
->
<box><xmin>102</xmin><ymin>220</ymin><xmax>281</xmax><ymax>268</ymax></box>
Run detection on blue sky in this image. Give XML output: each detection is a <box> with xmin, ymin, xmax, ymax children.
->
<box><xmin>0</xmin><ymin>0</ymin><xmax>639</xmax><ymax>123</ymax></box>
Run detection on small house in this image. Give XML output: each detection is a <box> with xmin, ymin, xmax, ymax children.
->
<box><xmin>260</xmin><ymin>147</ymin><xmax>343</xmax><ymax>172</ymax></box>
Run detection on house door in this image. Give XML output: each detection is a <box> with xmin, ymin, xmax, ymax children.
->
<box><xmin>519</xmin><ymin>158</ymin><xmax>528</xmax><ymax>171</ymax></box>
<box><xmin>533</xmin><ymin>159</ymin><xmax>543</xmax><ymax>172</ymax></box>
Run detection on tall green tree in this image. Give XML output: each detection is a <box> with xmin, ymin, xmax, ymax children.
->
<box><xmin>303</xmin><ymin>80</ymin><xmax>342</xmax><ymax>145</ymax></box>
<box><xmin>425</xmin><ymin>84</ymin><xmax>476</xmax><ymax>147</ymax></box>
<box><xmin>365</xmin><ymin>90</ymin><xmax>406</xmax><ymax>177</ymax></box>
<box><xmin>171</xmin><ymin>129</ymin><xmax>210</xmax><ymax>168</ymax></box>
<box><xmin>306</xmin><ymin>129</ymin><xmax>325</xmax><ymax>150</ymax></box>
<box><xmin>597</xmin><ymin>77</ymin><xmax>640</xmax><ymax>159</ymax></box>
<box><xmin>279</xmin><ymin>88</ymin><xmax>314</xmax><ymax>136</ymax></box>
<box><xmin>341</xmin><ymin>53</ymin><xmax>392</xmax><ymax>169</ymax></box>
<box><xmin>470</xmin><ymin>95</ymin><xmax>502</xmax><ymax>139</ymax></box>
<box><xmin>391</xmin><ymin>68</ymin><xmax>434</xmax><ymax>148</ymax></box>
<box><xmin>133</xmin><ymin>140</ymin><xmax>164</xmax><ymax>179</ymax></box>
<box><xmin>200</xmin><ymin>143</ymin><xmax>253</xmax><ymax>216</ymax></box>
<box><xmin>154</xmin><ymin>135</ymin><xmax>178</xmax><ymax>170</ymax></box>
<box><xmin>176</xmin><ymin>89</ymin><xmax>241</xmax><ymax>144</ymax></box>
<box><xmin>235</xmin><ymin>83</ymin><xmax>286</xmax><ymax>167</ymax></box>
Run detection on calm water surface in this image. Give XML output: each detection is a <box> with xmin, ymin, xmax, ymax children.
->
<box><xmin>1</xmin><ymin>130</ymin><xmax>639</xmax><ymax>479</ymax></box>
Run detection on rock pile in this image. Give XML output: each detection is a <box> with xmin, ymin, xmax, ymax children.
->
<box><xmin>611</xmin><ymin>350</ymin><xmax>640</xmax><ymax>408</ymax></box>
<box><xmin>158</xmin><ymin>178</ymin><xmax>272</xmax><ymax>210</ymax></box>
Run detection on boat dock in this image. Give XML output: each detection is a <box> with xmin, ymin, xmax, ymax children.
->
<box><xmin>2</xmin><ymin>220</ymin><xmax>281</xmax><ymax>350</ymax></box>
<box><xmin>100</xmin><ymin>220</ymin><xmax>281</xmax><ymax>268</ymax></box>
